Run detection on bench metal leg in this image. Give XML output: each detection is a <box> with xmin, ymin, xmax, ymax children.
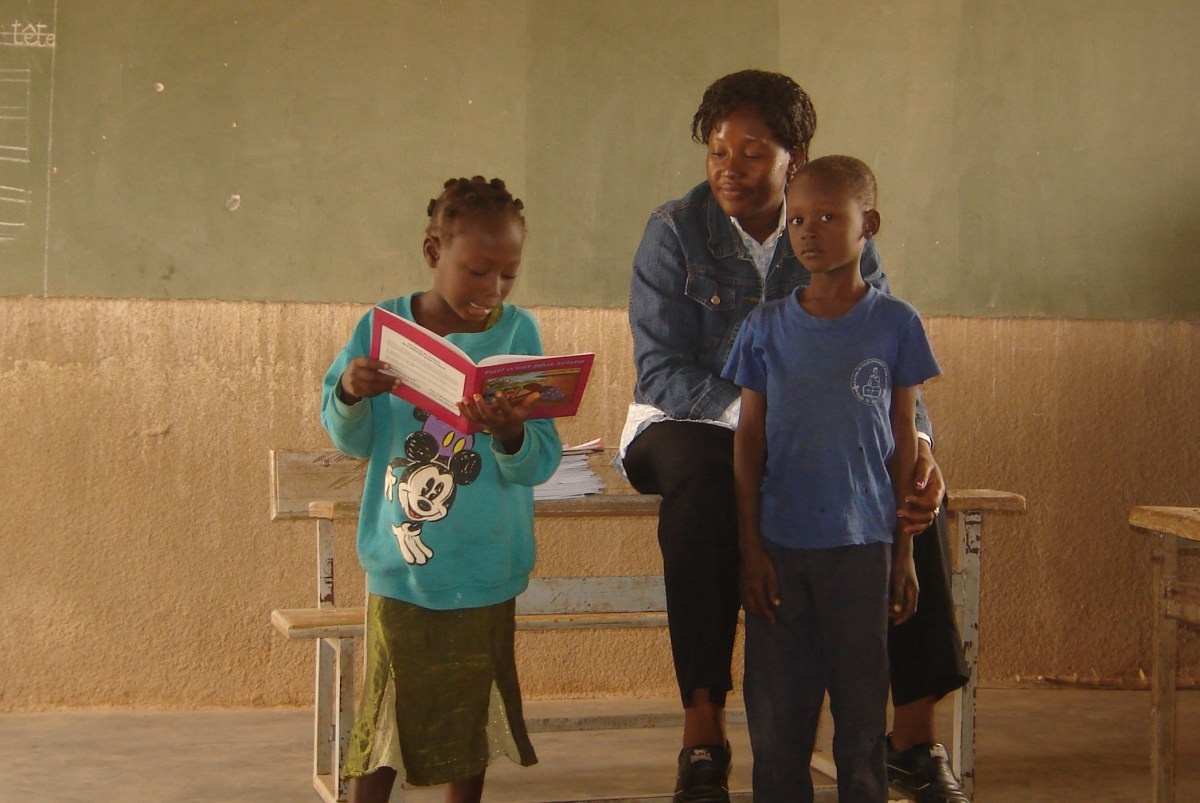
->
<box><xmin>336</xmin><ymin>637</ymin><xmax>357</xmax><ymax>801</ymax></box>
<box><xmin>314</xmin><ymin>638</ymin><xmax>335</xmax><ymax>779</ymax></box>
<box><xmin>952</xmin><ymin>509</ymin><xmax>982</xmax><ymax>800</ymax></box>
<box><xmin>312</xmin><ymin>636</ymin><xmax>356</xmax><ymax>803</ymax></box>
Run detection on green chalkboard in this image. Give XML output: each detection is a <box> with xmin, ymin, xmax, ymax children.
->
<box><xmin>7</xmin><ymin>0</ymin><xmax>774</xmax><ymax>307</ymax></box>
<box><xmin>3</xmin><ymin>1</ymin><xmax>1199</xmax><ymax>320</ymax></box>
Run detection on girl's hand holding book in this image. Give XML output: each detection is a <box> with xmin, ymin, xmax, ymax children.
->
<box><xmin>458</xmin><ymin>390</ymin><xmax>541</xmax><ymax>454</ymax></box>
<box><xmin>339</xmin><ymin>357</ymin><xmax>401</xmax><ymax>404</ymax></box>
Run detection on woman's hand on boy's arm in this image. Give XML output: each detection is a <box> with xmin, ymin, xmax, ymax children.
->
<box><xmin>458</xmin><ymin>390</ymin><xmax>542</xmax><ymax>454</ymax></box>
<box><xmin>339</xmin><ymin>357</ymin><xmax>399</xmax><ymax>404</ymax></box>
<box><xmin>896</xmin><ymin>425</ymin><xmax>945</xmax><ymax>537</ymax></box>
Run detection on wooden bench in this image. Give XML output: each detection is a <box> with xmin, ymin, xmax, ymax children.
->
<box><xmin>1128</xmin><ymin>506</ymin><xmax>1200</xmax><ymax>803</ymax></box>
<box><xmin>270</xmin><ymin>447</ymin><xmax>1023</xmax><ymax>802</ymax></box>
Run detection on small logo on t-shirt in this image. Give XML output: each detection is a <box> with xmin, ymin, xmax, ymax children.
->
<box><xmin>851</xmin><ymin>359</ymin><xmax>889</xmax><ymax>406</ymax></box>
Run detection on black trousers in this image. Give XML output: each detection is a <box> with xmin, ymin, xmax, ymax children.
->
<box><xmin>623</xmin><ymin>419</ymin><xmax>968</xmax><ymax>709</ymax></box>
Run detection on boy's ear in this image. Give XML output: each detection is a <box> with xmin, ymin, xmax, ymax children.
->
<box><xmin>422</xmin><ymin>235</ymin><xmax>440</xmax><ymax>267</ymax></box>
<box><xmin>862</xmin><ymin>209</ymin><xmax>881</xmax><ymax>239</ymax></box>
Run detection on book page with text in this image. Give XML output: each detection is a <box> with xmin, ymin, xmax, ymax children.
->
<box><xmin>377</xmin><ymin>326</ymin><xmax>468</xmax><ymax>413</ymax></box>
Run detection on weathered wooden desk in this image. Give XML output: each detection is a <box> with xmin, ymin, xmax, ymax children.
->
<box><xmin>270</xmin><ymin>448</ymin><xmax>1023</xmax><ymax>802</ymax></box>
<box><xmin>1129</xmin><ymin>505</ymin><xmax>1200</xmax><ymax>803</ymax></box>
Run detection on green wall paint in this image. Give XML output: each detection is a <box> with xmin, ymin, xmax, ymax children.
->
<box><xmin>3</xmin><ymin>1</ymin><xmax>1198</xmax><ymax>319</ymax></box>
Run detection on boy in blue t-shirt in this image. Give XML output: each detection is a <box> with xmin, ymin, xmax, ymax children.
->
<box><xmin>722</xmin><ymin>155</ymin><xmax>941</xmax><ymax>802</ymax></box>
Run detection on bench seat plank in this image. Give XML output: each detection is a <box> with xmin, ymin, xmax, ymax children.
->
<box><xmin>303</xmin><ymin>486</ymin><xmax>1026</xmax><ymax>524</ymax></box>
<box><xmin>308</xmin><ymin>494</ymin><xmax>663</xmax><ymax>521</ymax></box>
<box><xmin>272</xmin><ymin>606</ymin><xmax>673</xmax><ymax>640</ymax></box>
<box><xmin>272</xmin><ymin>607</ymin><xmax>364</xmax><ymax>640</ymax></box>
<box><xmin>272</xmin><ymin>576</ymin><xmax>673</xmax><ymax>640</ymax></box>
<box><xmin>946</xmin><ymin>489</ymin><xmax>1025</xmax><ymax>512</ymax></box>
<box><xmin>1129</xmin><ymin>506</ymin><xmax>1200</xmax><ymax>542</ymax></box>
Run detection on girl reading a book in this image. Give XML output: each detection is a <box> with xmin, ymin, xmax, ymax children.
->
<box><xmin>321</xmin><ymin>176</ymin><xmax>562</xmax><ymax>803</ymax></box>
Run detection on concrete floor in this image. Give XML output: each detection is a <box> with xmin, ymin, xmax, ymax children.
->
<box><xmin>1</xmin><ymin>688</ymin><xmax>1197</xmax><ymax>802</ymax></box>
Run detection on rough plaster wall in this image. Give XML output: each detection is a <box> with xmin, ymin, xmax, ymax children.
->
<box><xmin>1</xmin><ymin>297</ymin><xmax>1196</xmax><ymax>712</ymax></box>
<box><xmin>922</xmin><ymin>317</ymin><xmax>1200</xmax><ymax>683</ymax></box>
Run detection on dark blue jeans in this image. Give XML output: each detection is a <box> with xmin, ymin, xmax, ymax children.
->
<box><xmin>745</xmin><ymin>540</ymin><xmax>891</xmax><ymax>803</ymax></box>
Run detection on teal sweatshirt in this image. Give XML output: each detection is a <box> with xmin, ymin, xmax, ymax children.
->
<box><xmin>321</xmin><ymin>294</ymin><xmax>562</xmax><ymax>610</ymax></box>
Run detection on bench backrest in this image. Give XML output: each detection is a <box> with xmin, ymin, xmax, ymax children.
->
<box><xmin>269</xmin><ymin>448</ymin><xmax>668</xmax><ymax>615</ymax></box>
<box><xmin>270</xmin><ymin>449</ymin><xmax>367</xmax><ymax>521</ymax></box>
<box><xmin>271</xmin><ymin>447</ymin><xmax>662</xmax><ymax>523</ymax></box>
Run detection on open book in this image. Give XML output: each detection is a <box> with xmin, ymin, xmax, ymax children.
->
<box><xmin>370</xmin><ymin>306</ymin><xmax>595</xmax><ymax>434</ymax></box>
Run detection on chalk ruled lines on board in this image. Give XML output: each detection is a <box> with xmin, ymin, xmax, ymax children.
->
<box><xmin>0</xmin><ymin>8</ymin><xmax>55</xmax><ymax>245</ymax></box>
<box><xmin>0</xmin><ymin>66</ymin><xmax>31</xmax><ymax>242</ymax></box>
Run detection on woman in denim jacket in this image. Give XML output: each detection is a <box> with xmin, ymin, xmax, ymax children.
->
<box><xmin>618</xmin><ymin>70</ymin><xmax>969</xmax><ymax>803</ymax></box>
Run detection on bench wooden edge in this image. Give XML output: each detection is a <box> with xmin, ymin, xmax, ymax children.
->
<box><xmin>535</xmin><ymin>495</ymin><xmax>661</xmax><ymax>517</ymax></box>
<box><xmin>301</xmin><ymin>492</ymin><xmax>1025</xmax><ymax>521</ymax></box>
<box><xmin>308</xmin><ymin>501</ymin><xmax>359</xmax><ymax>520</ymax></box>
<box><xmin>946</xmin><ymin>489</ymin><xmax>1026</xmax><ymax>512</ymax></box>
<box><xmin>518</xmin><ymin>612</ymin><xmax>670</xmax><ymax>630</ymax></box>
<box><xmin>302</xmin><ymin>497</ymin><xmax>664</xmax><ymax>522</ymax></box>
<box><xmin>299</xmin><ymin>490</ymin><xmax>1027</xmax><ymax>521</ymax></box>
<box><xmin>272</xmin><ymin>607</ymin><xmax>365</xmax><ymax>640</ymax></box>
<box><xmin>270</xmin><ymin>606</ymin><xmax>674</xmax><ymax>640</ymax></box>
<box><xmin>1128</xmin><ymin>505</ymin><xmax>1200</xmax><ymax>542</ymax></box>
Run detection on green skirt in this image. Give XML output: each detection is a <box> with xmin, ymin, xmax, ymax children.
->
<box><xmin>342</xmin><ymin>594</ymin><xmax>537</xmax><ymax>786</ymax></box>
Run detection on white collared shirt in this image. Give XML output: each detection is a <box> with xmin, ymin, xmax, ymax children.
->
<box><xmin>729</xmin><ymin>204</ymin><xmax>787</xmax><ymax>281</ymax></box>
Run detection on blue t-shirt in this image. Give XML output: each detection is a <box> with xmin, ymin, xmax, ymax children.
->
<box><xmin>722</xmin><ymin>286</ymin><xmax>940</xmax><ymax>550</ymax></box>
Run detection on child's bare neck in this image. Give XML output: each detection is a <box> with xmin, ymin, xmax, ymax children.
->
<box><xmin>799</xmin><ymin>269</ymin><xmax>868</xmax><ymax>318</ymax></box>
<box><xmin>412</xmin><ymin>291</ymin><xmax>487</xmax><ymax>336</ymax></box>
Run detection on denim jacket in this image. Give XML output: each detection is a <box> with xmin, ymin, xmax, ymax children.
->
<box><xmin>628</xmin><ymin>180</ymin><xmax>932</xmax><ymax>437</ymax></box>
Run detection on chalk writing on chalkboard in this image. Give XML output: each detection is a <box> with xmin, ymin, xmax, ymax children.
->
<box><xmin>0</xmin><ymin>20</ymin><xmax>55</xmax><ymax>48</ymax></box>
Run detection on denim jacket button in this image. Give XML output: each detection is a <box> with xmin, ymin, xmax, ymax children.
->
<box><xmin>710</xmin><ymin>293</ymin><xmax>721</xmax><ymax>305</ymax></box>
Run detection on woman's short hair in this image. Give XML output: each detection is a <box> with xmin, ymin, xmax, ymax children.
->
<box><xmin>691</xmin><ymin>69</ymin><xmax>817</xmax><ymax>152</ymax></box>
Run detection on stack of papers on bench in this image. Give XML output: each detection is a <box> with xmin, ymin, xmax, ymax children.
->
<box><xmin>534</xmin><ymin>438</ymin><xmax>606</xmax><ymax>500</ymax></box>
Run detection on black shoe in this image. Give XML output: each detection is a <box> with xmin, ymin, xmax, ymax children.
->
<box><xmin>672</xmin><ymin>743</ymin><xmax>731</xmax><ymax>803</ymax></box>
<box><xmin>886</xmin><ymin>735</ymin><xmax>969</xmax><ymax>803</ymax></box>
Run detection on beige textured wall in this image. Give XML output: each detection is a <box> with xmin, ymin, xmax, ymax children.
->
<box><xmin>2</xmin><ymin>296</ymin><xmax>1197</xmax><ymax>712</ymax></box>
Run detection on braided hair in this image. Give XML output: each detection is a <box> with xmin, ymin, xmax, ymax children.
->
<box><xmin>691</xmin><ymin>70</ymin><xmax>817</xmax><ymax>153</ymax></box>
<box><xmin>426</xmin><ymin>176</ymin><xmax>526</xmax><ymax>241</ymax></box>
